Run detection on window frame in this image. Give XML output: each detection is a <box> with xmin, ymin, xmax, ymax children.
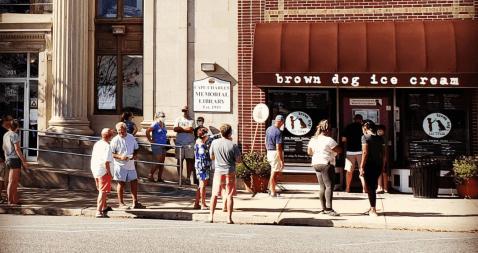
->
<box><xmin>94</xmin><ymin>0</ymin><xmax>143</xmax><ymax>115</ymax></box>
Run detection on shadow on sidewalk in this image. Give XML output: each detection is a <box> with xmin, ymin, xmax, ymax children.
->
<box><xmin>383</xmin><ymin>212</ymin><xmax>478</xmax><ymax>218</ymax></box>
<box><xmin>278</xmin><ymin>218</ymin><xmax>337</xmax><ymax>227</ymax></box>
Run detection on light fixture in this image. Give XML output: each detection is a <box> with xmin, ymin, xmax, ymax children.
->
<box><xmin>201</xmin><ymin>62</ymin><xmax>216</xmax><ymax>72</ymax></box>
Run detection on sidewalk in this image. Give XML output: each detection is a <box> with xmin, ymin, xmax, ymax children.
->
<box><xmin>1</xmin><ymin>185</ymin><xmax>477</xmax><ymax>232</ymax></box>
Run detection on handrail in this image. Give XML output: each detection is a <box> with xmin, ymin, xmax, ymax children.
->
<box><xmin>18</xmin><ymin>128</ymin><xmax>185</xmax><ymax>186</ymax></box>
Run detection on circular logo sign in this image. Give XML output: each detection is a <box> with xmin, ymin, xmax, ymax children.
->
<box><xmin>422</xmin><ymin>113</ymin><xmax>451</xmax><ymax>138</ymax></box>
<box><xmin>285</xmin><ymin>111</ymin><xmax>313</xmax><ymax>136</ymax></box>
<box><xmin>252</xmin><ymin>104</ymin><xmax>269</xmax><ymax>123</ymax></box>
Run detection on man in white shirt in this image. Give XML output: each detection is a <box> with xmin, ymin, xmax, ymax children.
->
<box><xmin>110</xmin><ymin>122</ymin><xmax>145</xmax><ymax>209</ymax></box>
<box><xmin>173</xmin><ymin>105</ymin><xmax>196</xmax><ymax>185</ymax></box>
<box><xmin>90</xmin><ymin>128</ymin><xmax>114</xmax><ymax>218</ymax></box>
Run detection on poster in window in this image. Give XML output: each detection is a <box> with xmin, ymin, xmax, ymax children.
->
<box><xmin>352</xmin><ymin>109</ymin><xmax>379</xmax><ymax>124</ymax></box>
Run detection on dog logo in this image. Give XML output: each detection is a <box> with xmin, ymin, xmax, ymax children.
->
<box><xmin>285</xmin><ymin>111</ymin><xmax>313</xmax><ymax>136</ymax></box>
<box><xmin>422</xmin><ymin>113</ymin><xmax>451</xmax><ymax>138</ymax></box>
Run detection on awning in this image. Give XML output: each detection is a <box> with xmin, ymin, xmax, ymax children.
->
<box><xmin>253</xmin><ymin>20</ymin><xmax>478</xmax><ymax>88</ymax></box>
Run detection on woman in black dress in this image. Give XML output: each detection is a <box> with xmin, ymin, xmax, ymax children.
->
<box><xmin>359</xmin><ymin>120</ymin><xmax>386</xmax><ymax>217</ymax></box>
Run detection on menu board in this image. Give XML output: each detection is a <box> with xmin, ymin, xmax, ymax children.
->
<box><xmin>283</xmin><ymin>136</ymin><xmax>311</xmax><ymax>160</ymax></box>
<box><xmin>408</xmin><ymin>93</ymin><xmax>467</xmax><ymax>111</ymax></box>
<box><xmin>409</xmin><ymin>140</ymin><xmax>464</xmax><ymax>158</ymax></box>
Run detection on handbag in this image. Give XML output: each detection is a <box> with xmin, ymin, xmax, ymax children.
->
<box><xmin>165</xmin><ymin>138</ymin><xmax>173</xmax><ymax>151</ymax></box>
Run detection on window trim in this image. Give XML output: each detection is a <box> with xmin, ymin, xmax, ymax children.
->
<box><xmin>96</xmin><ymin>0</ymin><xmax>144</xmax><ymax>20</ymax></box>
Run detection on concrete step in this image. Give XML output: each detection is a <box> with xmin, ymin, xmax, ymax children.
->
<box><xmin>19</xmin><ymin>163</ymin><xmax>197</xmax><ymax>193</ymax></box>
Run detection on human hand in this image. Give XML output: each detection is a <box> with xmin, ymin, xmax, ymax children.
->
<box><xmin>121</xmin><ymin>155</ymin><xmax>128</xmax><ymax>161</ymax></box>
<box><xmin>22</xmin><ymin>161</ymin><xmax>29</xmax><ymax>169</ymax></box>
<box><xmin>149</xmin><ymin>138</ymin><xmax>156</xmax><ymax>143</ymax></box>
<box><xmin>359</xmin><ymin>168</ymin><xmax>364</xmax><ymax>177</ymax></box>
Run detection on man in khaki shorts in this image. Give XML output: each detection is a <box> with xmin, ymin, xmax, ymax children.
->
<box><xmin>342</xmin><ymin>114</ymin><xmax>366</xmax><ymax>193</ymax></box>
<box><xmin>173</xmin><ymin>106</ymin><xmax>196</xmax><ymax>185</ymax></box>
<box><xmin>265</xmin><ymin>115</ymin><xmax>285</xmax><ymax>198</ymax></box>
<box><xmin>0</xmin><ymin>114</ymin><xmax>12</xmax><ymax>203</ymax></box>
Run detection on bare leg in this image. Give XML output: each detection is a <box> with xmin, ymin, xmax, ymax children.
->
<box><xmin>209</xmin><ymin>195</ymin><xmax>218</xmax><ymax>222</ymax></box>
<box><xmin>0</xmin><ymin>180</ymin><xmax>4</xmax><ymax>200</ymax></box>
<box><xmin>157</xmin><ymin>155</ymin><xmax>166</xmax><ymax>180</ymax></box>
<box><xmin>377</xmin><ymin>174</ymin><xmax>384</xmax><ymax>192</ymax></box>
<box><xmin>149</xmin><ymin>164</ymin><xmax>159</xmax><ymax>180</ymax></box>
<box><xmin>200</xmin><ymin>180</ymin><xmax>208</xmax><ymax>207</ymax></box>
<box><xmin>360</xmin><ymin>175</ymin><xmax>368</xmax><ymax>193</ymax></box>
<box><xmin>130</xmin><ymin>179</ymin><xmax>138</xmax><ymax>205</ymax></box>
<box><xmin>269</xmin><ymin>171</ymin><xmax>278</xmax><ymax>196</ymax></box>
<box><xmin>186</xmin><ymin>159</ymin><xmax>194</xmax><ymax>182</ymax></box>
<box><xmin>227</xmin><ymin>194</ymin><xmax>234</xmax><ymax>224</ymax></box>
<box><xmin>383</xmin><ymin>173</ymin><xmax>389</xmax><ymax>192</ymax></box>
<box><xmin>222</xmin><ymin>194</ymin><xmax>228</xmax><ymax>212</ymax></box>
<box><xmin>97</xmin><ymin>191</ymin><xmax>107</xmax><ymax>214</ymax></box>
<box><xmin>194</xmin><ymin>186</ymin><xmax>201</xmax><ymax>208</ymax></box>
<box><xmin>345</xmin><ymin>170</ymin><xmax>353</xmax><ymax>192</ymax></box>
<box><xmin>7</xmin><ymin>169</ymin><xmax>20</xmax><ymax>205</ymax></box>
<box><xmin>117</xmin><ymin>181</ymin><xmax>125</xmax><ymax>205</ymax></box>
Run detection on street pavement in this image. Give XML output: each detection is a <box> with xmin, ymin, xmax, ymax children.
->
<box><xmin>1</xmin><ymin>183</ymin><xmax>477</xmax><ymax>232</ymax></box>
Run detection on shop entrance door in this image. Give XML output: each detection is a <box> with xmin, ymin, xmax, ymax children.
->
<box><xmin>0</xmin><ymin>81</ymin><xmax>37</xmax><ymax>161</ymax></box>
<box><xmin>341</xmin><ymin>91</ymin><xmax>393</xmax><ymax>191</ymax></box>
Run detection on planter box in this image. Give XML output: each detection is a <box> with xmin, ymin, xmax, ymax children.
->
<box><xmin>391</xmin><ymin>168</ymin><xmax>457</xmax><ymax>195</ymax></box>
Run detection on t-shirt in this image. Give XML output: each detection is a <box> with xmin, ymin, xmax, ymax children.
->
<box><xmin>110</xmin><ymin>134</ymin><xmax>139</xmax><ymax>170</ymax></box>
<box><xmin>174</xmin><ymin>116</ymin><xmax>195</xmax><ymax>145</ymax></box>
<box><xmin>0</xmin><ymin>125</ymin><xmax>8</xmax><ymax>160</ymax></box>
<box><xmin>150</xmin><ymin>122</ymin><xmax>167</xmax><ymax>144</ymax></box>
<box><xmin>3</xmin><ymin>131</ymin><xmax>20</xmax><ymax>159</ymax></box>
<box><xmin>265</xmin><ymin>125</ymin><xmax>282</xmax><ymax>150</ymax></box>
<box><xmin>210</xmin><ymin>138</ymin><xmax>241</xmax><ymax>175</ymax></box>
<box><xmin>90</xmin><ymin>140</ymin><xmax>113</xmax><ymax>178</ymax></box>
<box><xmin>125</xmin><ymin>120</ymin><xmax>136</xmax><ymax>135</ymax></box>
<box><xmin>308</xmin><ymin>135</ymin><xmax>338</xmax><ymax>165</ymax></box>
<box><xmin>361</xmin><ymin>133</ymin><xmax>385</xmax><ymax>165</ymax></box>
<box><xmin>343</xmin><ymin>122</ymin><xmax>364</xmax><ymax>154</ymax></box>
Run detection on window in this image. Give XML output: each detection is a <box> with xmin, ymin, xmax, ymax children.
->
<box><xmin>95</xmin><ymin>0</ymin><xmax>143</xmax><ymax>114</ymax></box>
<box><xmin>0</xmin><ymin>0</ymin><xmax>53</xmax><ymax>14</ymax></box>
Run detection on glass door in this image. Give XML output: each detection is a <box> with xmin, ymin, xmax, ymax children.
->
<box><xmin>0</xmin><ymin>81</ymin><xmax>36</xmax><ymax>161</ymax></box>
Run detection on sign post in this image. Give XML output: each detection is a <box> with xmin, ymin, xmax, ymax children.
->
<box><xmin>251</xmin><ymin>104</ymin><xmax>269</xmax><ymax>152</ymax></box>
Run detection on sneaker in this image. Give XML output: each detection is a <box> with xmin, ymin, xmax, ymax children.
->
<box><xmin>156</xmin><ymin>179</ymin><xmax>165</xmax><ymax>183</ymax></box>
<box><xmin>132</xmin><ymin>202</ymin><xmax>146</xmax><ymax>209</ymax></box>
<box><xmin>269</xmin><ymin>193</ymin><xmax>284</xmax><ymax>199</ymax></box>
<box><xmin>118</xmin><ymin>204</ymin><xmax>130</xmax><ymax>210</ymax></box>
<box><xmin>325</xmin><ymin>209</ymin><xmax>340</xmax><ymax>216</ymax></box>
<box><xmin>369</xmin><ymin>211</ymin><xmax>379</xmax><ymax>217</ymax></box>
<box><xmin>102</xmin><ymin>206</ymin><xmax>113</xmax><ymax>213</ymax></box>
<box><xmin>95</xmin><ymin>212</ymin><xmax>105</xmax><ymax>218</ymax></box>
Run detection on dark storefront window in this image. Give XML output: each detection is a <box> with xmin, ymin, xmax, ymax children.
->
<box><xmin>403</xmin><ymin>89</ymin><xmax>469</xmax><ymax>169</ymax></box>
<box><xmin>0</xmin><ymin>0</ymin><xmax>52</xmax><ymax>14</ymax></box>
<box><xmin>95</xmin><ymin>0</ymin><xmax>143</xmax><ymax>114</ymax></box>
<box><xmin>268</xmin><ymin>89</ymin><xmax>336</xmax><ymax>163</ymax></box>
<box><xmin>0</xmin><ymin>53</ymin><xmax>27</xmax><ymax>77</ymax></box>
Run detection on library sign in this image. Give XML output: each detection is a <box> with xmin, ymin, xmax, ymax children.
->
<box><xmin>253</xmin><ymin>73</ymin><xmax>478</xmax><ymax>88</ymax></box>
<box><xmin>193</xmin><ymin>77</ymin><xmax>231</xmax><ymax>112</ymax></box>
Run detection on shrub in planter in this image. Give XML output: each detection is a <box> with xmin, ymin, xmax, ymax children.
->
<box><xmin>236</xmin><ymin>152</ymin><xmax>271</xmax><ymax>193</ymax></box>
<box><xmin>452</xmin><ymin>156</ymin><xmax>478</xmax><ymax>199</ymax></box>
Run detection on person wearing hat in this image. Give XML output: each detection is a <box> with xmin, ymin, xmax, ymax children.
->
<box><xmin>265</xmin><ymin>115</ymin><xmax>285</xmax><ymax>198</ymax></box>
<box><xmin>146</xmin><ymin>111</ymin><xmax>167</xmax><ymax>182</ymax></box>
<box><xmin>173</xmin><ymin>105</ymin><xmax>196</xmax><ymax>185</ymax></box>
<box><xmin>342</xmin><ymin>114</ymin><xmax>367</xmax><ymax>193</ymax></box>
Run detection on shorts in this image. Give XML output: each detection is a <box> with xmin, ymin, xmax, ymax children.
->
<box><xmin>267</xmin><ymin>150</ymin><xmax>283</xmax><ymax>172</ymax></box>
<box><xmin>95</xmin><ymin>174</ymin><xmax>112</xmax><ymax>193</ymax></box>
<box><xmin>113</xmin><ymin>167</ymin><xmax>137</xmax><ymax>182</ymax></box>
<box><xmin>151</xmin><ymin>144</ymin><xmax>166</xmax><ymax>156</ymax></box>
<box><xmin>345</xmin><ymin>154</ymin><xmax>362</xmax><ymax>172</ymax></box>
<box><xmin>175</xmin><ymin>144</ymin><xmax>194</xmax><ymax>160</ymax></box>
<box><xmin>0</xmin><ymin>161</ymin><xmax>10</xmax><ymax>181</ymax></box>
<box><xmin>5</xmin><ymin>158</ymin><xmax>21</xmax><ymax>170</ymax></box>
<box><xmin>212</xmin><ymin>173</ymin><xmax>237</xmax><ymax>197</ymax></box>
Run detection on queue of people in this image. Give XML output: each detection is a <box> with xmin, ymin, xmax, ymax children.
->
<box><xmin>0</xmin><ymin>108</ymin><xmax>387</xmax><ymax>220</ymax></box>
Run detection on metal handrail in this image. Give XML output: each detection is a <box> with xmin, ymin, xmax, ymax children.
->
<box><xmin>18</xmin><ymin>128</ymin><xmax>186</xmax><ymax>186</ymax></box>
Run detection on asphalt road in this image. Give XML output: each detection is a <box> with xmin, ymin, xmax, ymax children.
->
<box><xmin>0</xmin><ymin>215</ymin><xmax>477</xmax><ymax>253</ymax></box>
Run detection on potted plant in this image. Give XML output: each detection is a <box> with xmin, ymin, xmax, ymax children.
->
<box><xmin>236</xmin><ymin>152</ymin><xmax>271</xmax><ymax>193</ymax></box>
<box><xmin>452</xmin><ymin>156</ymin><xmax>478</xmax><ymax>199</ymax></box>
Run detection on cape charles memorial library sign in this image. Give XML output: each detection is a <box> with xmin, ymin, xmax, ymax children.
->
<box><xmin>193</xmin><ymin>77</ymin><xmax>231</xmax><ymax>112</ymax></box>
<box><xmin>253</xmin><ymin>73</ymin><xmax>478</xmax><ymax>88</ymax></box>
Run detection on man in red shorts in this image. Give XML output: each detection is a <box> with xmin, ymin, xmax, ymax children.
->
<box><xmin>208</xmin><ymin>124</ymin><xmax>242</xmax><ymax>224</ymax></box>
<box><xmin>90</xmin><ymin>128</ymin><xmax>114</xmax><ymax>218</ymax></box>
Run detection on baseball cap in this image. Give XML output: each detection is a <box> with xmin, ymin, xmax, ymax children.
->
<box><xmin>275</xmin><ymin>115</ymin><xmax>284</xmax><ymax>122</ymax></box>
<box><xmin>181</xmin><ymin>105</ymin><xmax>189</xmax><ymax>112</ymax></box>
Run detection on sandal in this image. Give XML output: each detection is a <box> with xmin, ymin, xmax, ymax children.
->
<box><xmin>147</xmin><ymin>174</ymin><xmax>155</xmax><ymax>182</ymax></box>
<box><xmin>193</xmin><ymin>205</ymin><xmax>201</xmax><ymax>210</ymax></box>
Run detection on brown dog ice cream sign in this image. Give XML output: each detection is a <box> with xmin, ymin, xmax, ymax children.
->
<box><xmin>422</xmin><ymin>113</ymin><xmax>451</xmax><ymax>138</ymax></box>
<box><xmin>285</xmin><ymin>111</ymin><xmax>313</xmax><ymax>136</ymax></box>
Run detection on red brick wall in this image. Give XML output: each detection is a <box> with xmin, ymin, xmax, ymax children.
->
<box><xmin>238</xmin><ymin>0</ymin><xmax>478</xmax><ymax>154</ymax></box>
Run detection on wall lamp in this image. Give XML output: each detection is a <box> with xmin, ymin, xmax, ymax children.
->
<box><xmin>201</xmin><ymin>62</ymin><xmax>216</xmax><ymax>72</ymax></box>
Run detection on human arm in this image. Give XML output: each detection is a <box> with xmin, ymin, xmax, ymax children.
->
<box><xmin>234</xmin><ymin>145</ymin><xmax>242</xmax><ymax>163</ymax></box>
<box><xmin>13</xmin><ymin>141</ymin><xmax>28</xmax><ymax>168</ymax></box>
<box><xmin>381</xmin><ymin>145</ymin><xmax>387</xmax><ymax>173</ymax></box>
<box><xmin>276</xmin><ymin>143</ymin><xmax>284</xmax><ymax>170</ymax></box>
<box><xmin>132</xmin><ymin>124</ymin><xmax>138</xmax><ymax>136</ymax></box>
<box><xmin>359</xmin><ymin>144</ymin><xmax>369</xmax><ymax>177</ymax></box>
<box><xmin>146</xmin><ymin>126</ymin><xmax>155</xmax><ymax>143</ymax></box>
<box><xmin>105</xmin><ymin>160</ymin><xmax>112</xmax><ymax>176</ymax></box>
<box><xmin>307</xmin><ymin>147</ymin><xmax>313</xmax><ymax>156</ymax></box>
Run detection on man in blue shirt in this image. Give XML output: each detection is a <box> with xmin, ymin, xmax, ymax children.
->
<box><xmin>265</xmin><ymin>115</ymin><xmax>285</xmax><ymax>198</ymax></box>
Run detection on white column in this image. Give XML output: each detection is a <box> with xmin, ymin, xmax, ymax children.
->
<box><xmin>48</xmin><ymin>0</ymin><xmax>93</xmax><ymax>135</ymax></box>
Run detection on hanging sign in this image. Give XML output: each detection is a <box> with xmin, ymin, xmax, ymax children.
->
<box><xmin>193</xmin><ymin>77</ymin><xmax>231</xmax><ymax>112</ymax></box>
